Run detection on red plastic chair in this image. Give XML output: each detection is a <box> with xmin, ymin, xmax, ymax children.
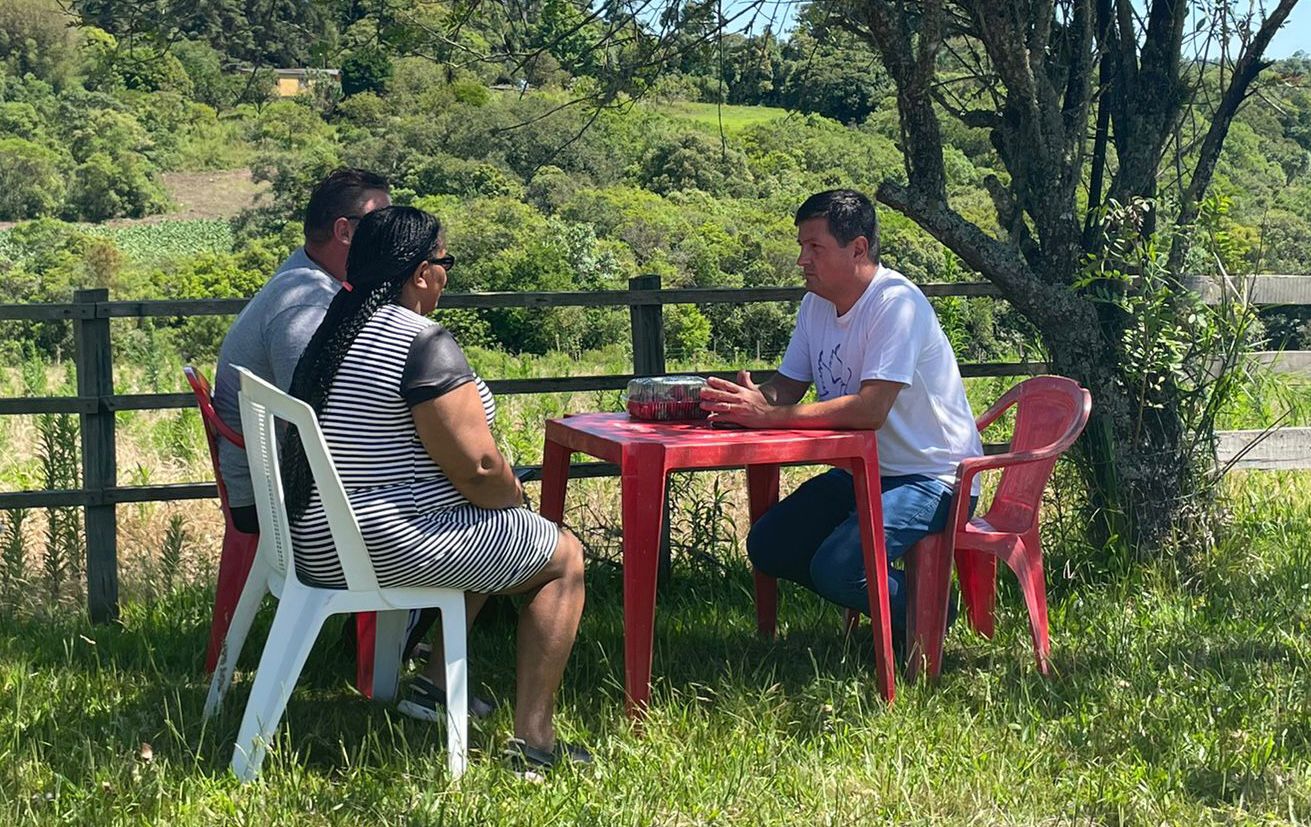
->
<box><xmin>903</xmin><ymin>375</ymin><xmax>1091</xmax><ymax>681</ymax></box>
<box><xmin>186</xmin><ymin>366</ymin><xmax>262</xmax><ymax>674</ymax></box>
<box><xmin>186</xmin><ymin>366</ymin><xmax>382</xmax><ymax>695</ymax></box>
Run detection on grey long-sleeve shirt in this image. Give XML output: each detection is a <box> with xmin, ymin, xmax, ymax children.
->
<box><xmin>212</xmin><ymin>248</ymin><xmax>341</xmax><ymax>508</ymax></box>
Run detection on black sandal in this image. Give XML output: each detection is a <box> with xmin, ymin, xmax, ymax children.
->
<box><xmin>502</xmin><ymin>737</ymin><xmax>593</xmax><ymax>778</ymax></box>
<box><xmin>397</xmin><ymin>675</ymin><xmax>496</xmax><ymax>722</ymax></box>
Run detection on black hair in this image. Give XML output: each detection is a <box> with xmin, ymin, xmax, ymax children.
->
<box><xmin>281</xmin><ymin>205</ymin><xmax>442</xmax><ymax>522</ymax></box>
<box><xmin>303</xmin><ymin>168</ymin><xmax>391</xmax><ymax>243</ymax></box>
<box><xmin>795</xmin><ymin>189</ymin><xmax>880</xmax><ymax>263</ymax></box>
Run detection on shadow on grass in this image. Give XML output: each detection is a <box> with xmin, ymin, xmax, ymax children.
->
<box><xmin>3</xmin><ymin>552</ymin><xmax>1308</xmax><ymax>791</ymax></box>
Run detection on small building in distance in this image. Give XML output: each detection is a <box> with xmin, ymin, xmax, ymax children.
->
<box><xmin>270</xmin><ymin>68</ymin><xmax>340</xmax><ymax>97</ymax></box>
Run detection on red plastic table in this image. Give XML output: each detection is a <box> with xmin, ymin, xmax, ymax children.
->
<box><xmin>538</xmin><ymin>412</ymin><xmax>895</xmax><ymax>717</ymax></box>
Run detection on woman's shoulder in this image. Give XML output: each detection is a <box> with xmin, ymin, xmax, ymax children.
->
<box><xmin>372</xmin><ymin>303</ymin><xmax>434</xmax><ymax>332</ymax></box>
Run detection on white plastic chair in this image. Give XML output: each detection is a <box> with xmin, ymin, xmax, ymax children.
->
<box><xmin>202</xmin><ymin>366</ymin><xmax>468</xmax><ymax>781</ymax></box>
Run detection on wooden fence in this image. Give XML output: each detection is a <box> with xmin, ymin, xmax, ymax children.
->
<box><xmin>1</xmin><ymin>274</ymin><xmax>1309</xmax><ymax>621</ymax></box>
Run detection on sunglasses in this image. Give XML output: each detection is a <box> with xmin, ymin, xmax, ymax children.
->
<box><xmin>427</xmin><ymin>254</ymin><xmax>455</xmax><ymax>270</ymax></box>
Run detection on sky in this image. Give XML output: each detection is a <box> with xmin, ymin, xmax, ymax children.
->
<box><xmin>1269</xmin><ymin>1</ymin><xmax>1310</xmax><ymax>58</ymax></box>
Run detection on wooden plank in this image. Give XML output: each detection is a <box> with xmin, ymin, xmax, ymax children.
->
<box><xmin>105</xmin><ymin>483</ymin><xmax>215</xmax><ymax>504</ymax></box>
<box><xmin>0</xmin><ymin>303</ymin><xmax>92</xmax><ymax>321</ymax></box>
<box><xmin>0</xmin><ymin>489</ymin><xmax>93</xmax><ymax>509</ymax></box>
<box><xmin>87</xmin><ymin>282</ymin><xmax>1003</xmax><ymax>318</ymax></box>
<box><xmin>104</xmin><ymin>393</ymin><xmax>196</xmax><ymax>412</ymax></box>
<box><xmin>0</xmin><ymin>463</ymin><xmax>624</xmax><ymax>510</ymax></box>
<box><xmin>73</xmin><ymin>288</ymin><xmax>119</xmax><ymax>623</ymax></box>
<box><xmin>1216</xmin><ymin>427</ymin><xmax>1311</xmax><ymax>471</ymax></box>
<box><xmin>15</xmin><ymin>276</ymin><xmax>1311</xmax><ymax>321</ymax></box>
<box><xmin>97</xmin><ymin>298</ymin><xmax>248</xmax><ymax>318</ymax></box>
<box><xmin>1249</xmin><ymin>351</ymin><xmax>1311</xmax><ymax>376</ymax></box>
<box><xmin>43</xmin><ymin>361</ymin><xmax>1048</xmax><ymax>418</ymax></box>
<box><xmin>0</xmin><ymin>397</ymin><xmax>97</xmax><ymax>415</ymax></box>
<box><xmin>1187</xmin><ymin>275</ymin><xmax>1311</xmax><ymax>306</ymax></box>
<box><xmin>960</xmin><ymin>362</ymin><xmax>1048</xmax><ymax>377</ymax></box>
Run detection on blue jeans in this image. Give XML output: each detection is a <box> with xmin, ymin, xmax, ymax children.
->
<box><xmin>746</xmin><ymin>469</ymin><xmax>975</xmax><ymax>627</ymax></box>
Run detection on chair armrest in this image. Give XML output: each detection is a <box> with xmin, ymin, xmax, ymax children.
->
<box><xmin>974</xmin><ymin>394</ymin><xmax>1016</xmax><ymax>434</ymax></box>
<box><xmin>946</xmin><ymin>447</ymin><xmax>1065</xmax><ymax>537</ymax></box>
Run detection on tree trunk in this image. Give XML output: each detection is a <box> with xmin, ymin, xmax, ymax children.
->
<box><xmin>1042</xmin><ymin>307</ymin><xmax>1195</xmax><ymax>553</ymax></box>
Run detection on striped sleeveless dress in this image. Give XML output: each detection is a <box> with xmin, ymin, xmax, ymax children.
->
<box><xmin>289</xmin><ymin>303</ymin><xmax>558</xmax><ymax>591</ymax></box>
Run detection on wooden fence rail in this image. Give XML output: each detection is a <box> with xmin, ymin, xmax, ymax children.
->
<box><xmin>1</xmin><ymin>275</ymin><xmax>1309</xmax><ymax>621</ymax></box>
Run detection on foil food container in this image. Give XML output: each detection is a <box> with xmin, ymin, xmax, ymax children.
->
<box><xmin>625</xmin><ymin>376</ymin><xmax>710</xmax><ymax>421</ymax></box>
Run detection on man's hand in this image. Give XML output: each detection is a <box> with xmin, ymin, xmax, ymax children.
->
<box><xmin>699</xmin><ymin>371</ymin><xmax>779</xmax><ymax>427</ymax></box>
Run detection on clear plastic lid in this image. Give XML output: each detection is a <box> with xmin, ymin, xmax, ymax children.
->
<box><xmin>625</xmin><ymin>376</ymin><xmax>709</xmax><ymax>421</ymax></box>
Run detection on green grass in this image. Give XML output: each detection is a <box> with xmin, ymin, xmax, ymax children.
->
<box><xmin>650</xmin><ymin>101</ymin><xmax>793</xmax><ymax>134</ymax></box>
<box><xmin>3</xmin><ymin>472</ymin><xmax>1311</xmax><ymax>824</ymax></box>
<box><xmin>85</xmin><ymin>220</ymin><xmax>235</xmax><ymax>268</ymax></box>
<box><xmin>0</xmin><ymin>219</ymin><xmax>234</xmax><ymax>272</ymax></box>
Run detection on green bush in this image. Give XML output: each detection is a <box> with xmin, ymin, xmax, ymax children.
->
<box><xmin>0</xmin><ymin>101</ymin><xmax>45</xmax><ymax>140</ymax></box>
<box><xmin>411</xmin><ymin>155</ymin><xmax>524</xmax><ymax>199</ymax></box>
<box><xmin>65</xmin><ymin>151</ymin><xmax>167</xmax><ymax>221</ymax></box>
<box><xmin>638</xmin><ymin>132</ymin><xmax>755</xmax><ymax>197</ymax></box>
<box><xmin>341</xmin><ymin>47</ymin><xmax>393</xmax><ymax>97</ymax></box>
<box><xmin>665</xmin><ymin>304</ymin><xmax>712</xmax><ymax>357</ymax></box>
<box><xmin>0</xmin><ymin>138</ymin><xmax>67</xmax><ymax>220</ymax></box>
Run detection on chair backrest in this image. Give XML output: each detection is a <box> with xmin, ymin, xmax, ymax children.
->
<box><xmin>234</xmin><ymin>366</ymin><xmax>380</xmax><ymax>592</ymax></box>
<box><xmin>983</xmin><ymin>376</ymin><xmax>1092</xmax><ymax>534</ymax></box>
<box><xmin>184</xmin><ymin>365</ymin><xmax>245</xmax><ymax>515</ymax></box>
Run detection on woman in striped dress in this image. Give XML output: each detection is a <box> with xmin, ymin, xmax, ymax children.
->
<box><xmin>280</xmin><ymin>206</ymin><xmax>588</xmax><ymax>771</ymax></box>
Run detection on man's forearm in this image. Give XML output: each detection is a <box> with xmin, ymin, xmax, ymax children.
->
<box><xmin>763</xmin><ymin>395</ymin><xmax>886</xmax><ymax>430</ymax></box>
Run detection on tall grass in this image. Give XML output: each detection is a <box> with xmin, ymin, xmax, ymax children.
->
<box><xmin>0</xmin><ymin>473</ymin><xmax>1308</xmax><ymax>824</ymax></box>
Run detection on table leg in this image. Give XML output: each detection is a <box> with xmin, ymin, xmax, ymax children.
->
<box><xmin>850</xmin><ymin>454</ymin><xmax>895</xmax><ymax>703</ymax></box>
<box><xmin>745</xmin><ymin>464</ymin><xmax>780</xmax><ymax>638</ymax></box>
<box><xmin>539</xmin><ymin>438</ymin><xmax>571</xmax><ymax>524</ymax></box>
<box><xmin>621</xmin><ymin>445</ymin><xmax>667</xmax><ymax>718</ymax></box>
<box><xmin>903</xmin><ymin>532</ymin><xmax>951</xmax><ymax>684</ymax></box>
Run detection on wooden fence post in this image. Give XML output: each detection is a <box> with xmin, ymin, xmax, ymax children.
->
<box><xmin>628</xmin><ymin>276</ymin><xmax>674</xmax><ymax>582</ymax></box>
<box><xmin>73</xmin><ymin>288</ymin><xmax>118</xmax><ymax>623</ymax></box>
<box><xmin>629</xmin><ymin>275</ymin><xmax>666</xmax><ymax>377</ymax></box>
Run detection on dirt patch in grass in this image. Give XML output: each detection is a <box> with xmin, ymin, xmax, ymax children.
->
<box><xmin>0</xmin><ymin>169</ymin><xmax>266</xmax><ymax>232</ymax></box>
<box><xmin>154</xmin><ymin>169</ymin><xmax>268</xmax><ymax>222</ymax></box>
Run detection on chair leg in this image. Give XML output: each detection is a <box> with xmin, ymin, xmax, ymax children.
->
<box><xmin>230</xmin><ymin>587</ymin><xmax>328</xmax><ymax>782</ymax></box>
<box><xmin>1013</xmin><ymin>538</ymin><xmax>1051</xmax><ymax>676</ymax></box>
<box><xmin>205</xmin><ymin>555</ymin><xmax>271</xmax><ymax>720</ymax></box>
<box><xmin>954</xmin><ymin>546</ymin><xmax>997</xmax><ymax>639</ymax></box>
<box><xmin>905</xmin><ymin>533</ymin><xmax>950</xmax><ymax>684</ymax></box>
<box><xmin>438</xmin><ymin>595</ymin><xmax>468</xmax><ymax>779</ymax></box>
<box><xmin>206</xmin><ymin>528</ymin><xmax>260</xmax><ymax>674</ymax></box>
<box><xmin>369</xmin><ymin>610</ymin><xmax>409</xmax><ymax>703</ymax></box>
<box><xmin>353</xmin><ymin>612</ymin><xmax>379</xmax><ymax>699</ymax></box>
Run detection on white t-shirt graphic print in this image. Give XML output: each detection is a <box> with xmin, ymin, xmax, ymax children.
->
<box><xmin>779</xmin><ymin>265</ymin><xmax>983</xmax><ymax>494</ymax></box>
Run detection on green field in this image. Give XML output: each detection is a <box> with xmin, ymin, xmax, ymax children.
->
<box><xmin>0</xmin><ymin>219</ymin><xmax>234</xmax><ymax>270</ymax></box>
<box><xmin>651</xmin><ymin>100</ymin><xmax>794</xmax><ymax>133</ymax></box>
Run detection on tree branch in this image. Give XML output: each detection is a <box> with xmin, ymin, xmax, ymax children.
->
<box><xmin>1168</xmin><ymin>0</ymin><xmax>1301</xmax><ymax>273</ymax></box>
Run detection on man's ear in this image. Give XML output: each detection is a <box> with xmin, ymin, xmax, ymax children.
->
<box><xmin>850</xmin><ymin>235</ymin><xmax>869</xmax><ymax>261</ymax></box>
<box><xmin>332</xmin><ymin>217</ymin><xmax>353</xmax><ymax>246</ymax></box>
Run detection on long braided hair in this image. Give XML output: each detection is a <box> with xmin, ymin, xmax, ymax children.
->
<box><xmin>281</xmin><ymin>205</ymin><xmax>443</xmax><ymax>522</ymax></box>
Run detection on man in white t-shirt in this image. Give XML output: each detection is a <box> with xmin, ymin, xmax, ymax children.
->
<box><xmin>700</xmin><ymin>189</ymin><xmax>982</xmax><ymax>645</ymax></box>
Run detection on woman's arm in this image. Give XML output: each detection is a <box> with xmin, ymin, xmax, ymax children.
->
<box><xmin>411</xmin><ymin>383</ymin><xmax>523</xmax><ymax>510</ymax></box>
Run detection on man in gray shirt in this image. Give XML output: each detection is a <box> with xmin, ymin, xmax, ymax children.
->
<box><xmin>213</xmin><ymin>168</ymin><xmax>391</xmax><ymax>532</ymax></box>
